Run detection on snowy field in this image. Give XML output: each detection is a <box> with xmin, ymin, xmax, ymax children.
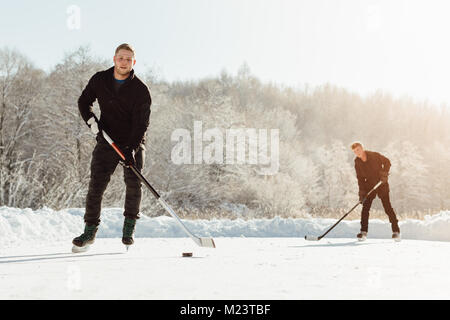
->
<box><xmin>1</xmin><ymin>206</ymin><xmax>450</xmax><ymax>299</ymax></box>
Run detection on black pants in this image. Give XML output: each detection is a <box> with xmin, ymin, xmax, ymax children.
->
<box><xmin>360</xmin><ymin>190</ymin><xmax>400</xmax><ymax>233</ymax></box>
<box><xmin>84</xmin><ymin>139</ymin><xmax>145</xmax><ymax>226</ymax></box>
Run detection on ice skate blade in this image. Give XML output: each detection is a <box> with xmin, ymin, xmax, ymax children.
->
<box><xmin>72</xmin><ymin>244</ymin><xmax>90</xmax><ymax>253</ymax></box>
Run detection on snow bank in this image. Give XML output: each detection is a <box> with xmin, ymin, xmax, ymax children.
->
<box><xmin>1</xmin><ymin>206</ymin><xmax>450</xmax><ymax>248</ymax></box>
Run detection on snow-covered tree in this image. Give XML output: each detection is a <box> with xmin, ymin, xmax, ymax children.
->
<box><xmin>37</xmin><ymin>46</ymin><xmax>108</xmax><ymax>209</ymax></box>
<box><xmin>0</xmin><ymin>48</ymin><xmax>46</xmax><ymax>207</ymax></box>
<box><xmin>313</xmin><ymin>141</ymin><xmax>358</xmax><ymax>210</ymax></box>
<box><xmin>384</xmin><ymin>141</ymin><xmax>431</xmax><ymax>213</ymax></box>
<box><xmin>426</xmin><ymin>142</ymin><xmax>450</xmax><ymax>210</ymax></box>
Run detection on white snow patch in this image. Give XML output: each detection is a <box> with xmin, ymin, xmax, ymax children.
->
<box><xmin>1</xmin><ymin>206</ymin><xmax>450</xmax><ymax>299</ymax></box>
<box><xmin>1</xmin><ymin>238</ymin><xmax>450</xmax><ymax>299</ymax></box>
<box><xmin>1</xmin><ymin>206</ymin><xmax>450</xmax><ymax>249</ymax></box>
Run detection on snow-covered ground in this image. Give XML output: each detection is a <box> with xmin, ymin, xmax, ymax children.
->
<box><xmin>1</xmin><ymin>206</ymin><xmax>450</xmax><ymax>299</ymax></box>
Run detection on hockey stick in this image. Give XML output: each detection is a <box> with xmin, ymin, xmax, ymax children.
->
<box><xmin>101</xmin><ymin>130</ymin><xmax>216</xmax><ymax>248</ymax></box>
<box><xmin>304</xmin><ymin>181</ymin><xmax>383</xmax><ymax>241</ymax></box>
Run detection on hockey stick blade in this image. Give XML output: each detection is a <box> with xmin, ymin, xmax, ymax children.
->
<box><xmin>199</xmin><ymin>237</ymin><xmax>216</xmax><ymax>248</ymax></box>
<box><xmin>304</xmin><ymin>235</ymin><xmax>320</xmax><ymax>241</ymax></box>
<box><xmin>158</xmin><ymin>198</ymin><xmax>216</xmax><ymax>248</ymax></box>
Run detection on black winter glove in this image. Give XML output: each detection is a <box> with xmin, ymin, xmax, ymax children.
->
<box><xmin>379</xmin><ymin>170</ymin><xmax>389</xmax><ymax>183</ymax></box>
<box><xmin>122</xmin><ymin>147</ymin><xmax>136</xmax><ymax>167</ymax></box>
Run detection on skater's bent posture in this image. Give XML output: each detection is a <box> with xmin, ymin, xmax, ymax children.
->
<box><xmin>351</xmin><ymin>142</ymin><xmax>401</xmax><ymax>241</ymax></box>
<box><xmin>72</xmin><ymin>43</ymin><xmax>151</xmax><ymax>251</ymax></box>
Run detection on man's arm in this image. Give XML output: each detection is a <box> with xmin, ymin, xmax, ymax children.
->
<box><xmin>378</xmin><ymin>153</ymin><xmax>391</xmax><ymax>173</ymax></box>
<box><xmin>377</xmin><ymin>152</ymin><xmax>391</xmax><ymax>183</ymax></box>
<box><xmin>126</xmin><ymin>88</ymin><xmax>152</xmax><ymax>150</ymax></box>
<box><xmin>355</xmin><ymin>161</ymin><xmax>367</xmax><ymax>200</ymax></box>
<box><xmin>78</xmin><ymin>73</ymin><xmax>99</xmax><ymax>124</ymax></box>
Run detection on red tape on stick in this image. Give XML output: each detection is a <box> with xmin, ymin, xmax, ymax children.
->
<box><xmin>111</xmin><ymin>143</ymin><xmax>126</xmax><ymax>161</ymax></box>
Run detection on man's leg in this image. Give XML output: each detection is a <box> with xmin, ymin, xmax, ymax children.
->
<box><xmin>360</xmin><ymin>193</ymin><xmax>375</xmax><ymax>232</ymax></box>
<box><xmin>122</xmin><ymin>146</ymin><xmax>145</xmax><ymax>220</ymax></box>
<box><xmin>84</xmin><ymin>141</ymin><xmax>119</xmax><ymax>225</ymax></box>
<box><xmin>379</xmin><ymin>191</ymin><xmax>400</xmax><ymax>233</ymax></box>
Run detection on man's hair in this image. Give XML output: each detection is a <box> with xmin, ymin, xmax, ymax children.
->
<box><xmin>350</xmin><ymin>141</ymin><xmax>364</xmax><ymax>150</ymax></box>
<box><xmin>115</xmin><ymin>43</ymin><xmax>135</xmax><ymax>57</ymax></box>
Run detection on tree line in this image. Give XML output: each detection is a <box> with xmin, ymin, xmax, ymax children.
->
<box><xmin>1</xmin><ymin>46</ymin><xmax>449</xmax><ymax>220</ymax></box>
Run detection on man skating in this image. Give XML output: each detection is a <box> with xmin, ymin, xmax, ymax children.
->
<box><xmin>351</xmin><ymin>142</ymin><xmax>401</xmax><ymax>242</ymax></box>
<box><xmin>73</xmin><ymin>43</ymin><xmax>151</xmax><ymax>251</ymax></box>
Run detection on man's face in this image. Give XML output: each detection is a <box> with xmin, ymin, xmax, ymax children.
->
<box><xmin>353</xmin><ymin>145</ymin><xmax>365</xmax><ymax>159</ymax></box>
<box><xmin>113</xmin><ymin>49</ymin><xmax>135</xmax><ymax>76</ymax></box>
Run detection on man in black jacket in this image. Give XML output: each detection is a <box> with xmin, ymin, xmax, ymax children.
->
<box><xmin>351</xmin><ymin>142</ymin><xmax>400</xmax><ymax>241</ymax></box>
<box><xmin>72</xmin><ymin>43</ymin><xmax>151</xmax><ymax>251</ymax></box>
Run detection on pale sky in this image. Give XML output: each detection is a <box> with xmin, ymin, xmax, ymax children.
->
<box><xmin>2</xmin><ymin>0</ymin><xmax>450</xmax><ymax>105</ymax></box>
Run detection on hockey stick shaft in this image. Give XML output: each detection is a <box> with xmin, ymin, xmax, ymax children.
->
<box><xmin>100</xmin><ymin>130</ymin><xmax>215</xmax><ymax>248</ymax></box>
<box><xmin>305</xmin><ymin>181</ymin><xmax>383</xmax><ymax>241</ymax></box>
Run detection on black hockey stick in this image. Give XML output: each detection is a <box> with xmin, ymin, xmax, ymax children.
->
<box><xmin>304</xmin><ymin>181</ymin><xmax>383</xmax><ymax>241</ymax></box>
<box><xmin>101</xmin><ymin>129</ymin><xmax>216</xmax><ymax>248</ymax></box>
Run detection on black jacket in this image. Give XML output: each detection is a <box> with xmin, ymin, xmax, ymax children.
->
<box><xmin>354</xmin><ymin>151</ymin><xmax>391</xmax><ymax>196</ymax></box>
<box><xmin>78</xmin><ymin>67</ymin><xmax>151</xmax><ymax>150</ymax></box>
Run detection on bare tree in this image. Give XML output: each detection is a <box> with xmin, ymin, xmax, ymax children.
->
<box><xmin>37</xmin><ymin>46</ymin><xmax>108</xmax><ymax>209</ymax></box>
<box><xmin>0</xmin><ymin>48</ymin><xmax>46</xmax><ymax>207</ymax></box>
<box><xmin>1</xmin><ymin>46</ymin><xmax>449</xmax><ymax>219</ymax></box>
